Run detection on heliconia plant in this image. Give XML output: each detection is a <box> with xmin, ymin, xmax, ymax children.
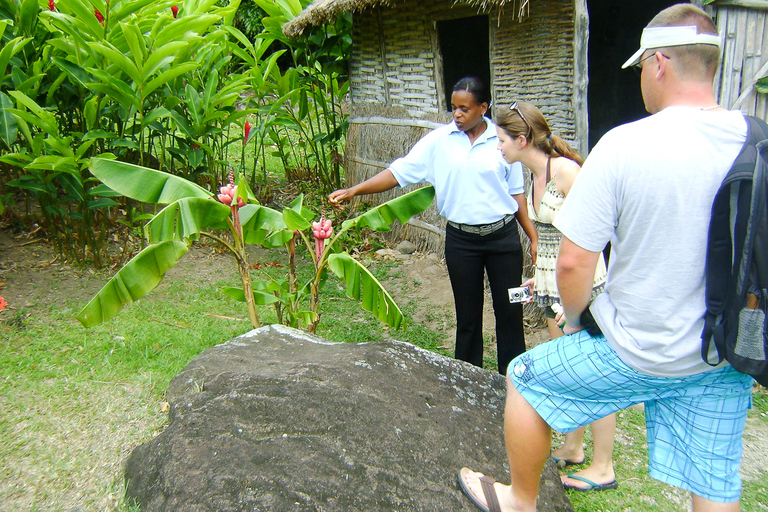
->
<box><xmin>77</xmin><ymin>157</ymin><xmax>435</xmax><ymax>333</ymax></box>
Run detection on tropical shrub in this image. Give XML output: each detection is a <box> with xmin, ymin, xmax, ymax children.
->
<box><xmin>77</xmin><ymin>158</ymin><xmax>436</xmax><ymax>333</ymax></box>
<box><xmin>0</xmin><ymin>0</ymin><xmax>354</xmax><ymax>267</ymax></box>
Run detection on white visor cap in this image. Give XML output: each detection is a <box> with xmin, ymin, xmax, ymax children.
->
<box><xmin>621</xmin><ymin>25</ymin><xmax>721</xmax><ymax>69</ymax></box>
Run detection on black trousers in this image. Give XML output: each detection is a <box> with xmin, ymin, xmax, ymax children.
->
<box><xmin>445</xmin><ymin>220</ymin><xmax>526</xmax><ymax>374</ymax></box>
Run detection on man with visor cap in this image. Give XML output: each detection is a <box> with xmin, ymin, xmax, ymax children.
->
<box><xmin>458</xmin><ymin>4</ymin><xmax>754</xmax><ymax>512</ymax></box>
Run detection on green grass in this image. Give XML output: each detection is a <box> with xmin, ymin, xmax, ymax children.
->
<box><xmin>1</xmin><ymin>245</ymin><xmax>767</xmax><ymax>511</ymax></box>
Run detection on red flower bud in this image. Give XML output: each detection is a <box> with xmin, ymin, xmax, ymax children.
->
<box><xmin>171</xmin><ymin>5</ymin><xmax>178</xmax><ymax>17</ymax></box>
<box><xmin>48</xmin><ymin>0</ymin><xmax>55</xmax><ymax>10</ymax></box>
<box><xmin>244</xmin><ymin>121</ymin><xmax>251</xmax><ymax>144</ymax></box>
<box><xmin>94</xmin><ymin>8</ymin><xmax>104</xmax><ymax>24</ymax></box>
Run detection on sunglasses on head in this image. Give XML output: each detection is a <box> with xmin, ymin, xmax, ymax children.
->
<box><xmin>509</xmin><ymin>101</ymin><xmax>532</xmax><ymax>139</ymax></box>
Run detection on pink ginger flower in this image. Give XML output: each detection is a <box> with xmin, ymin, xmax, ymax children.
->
<box><xmin>0</xmin><ymin>296</ymin><xmax>7</xmax><ymax>312</ymax></box>
<box><xmin>171</xmin><ymin>5</ymin><xmax>178</xmax><ymax>17</ymax></box>
<box><xmin>94</xmin><ymin>8</ymin><xmax>104</xmax><ymax>24</ymax></box>
<box><xmin>312</xmin><ymin>216</ymin><xmax>333</xmax><ymax>262</ymax></box>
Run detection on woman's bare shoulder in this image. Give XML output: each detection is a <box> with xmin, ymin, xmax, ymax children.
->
<box><xmin>552</xmin><ymin>157</ymin><xmax>581</xmax><ymax>194</ymax></box>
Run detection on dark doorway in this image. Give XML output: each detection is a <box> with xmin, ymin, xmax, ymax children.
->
<box><xmin>587</xmin><ymin>0</ymin><xmax>681</xmax><ymax>150</ymax></box>
<box><xmin>437</xmin><ymin>15</ymin><xmax>491</xmax><ymax>112</ymax></box>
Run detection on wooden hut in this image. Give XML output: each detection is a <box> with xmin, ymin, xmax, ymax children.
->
<box><xmin>284</xmin><ymin>0</ymin><xmax>768</xmax><ymax>253</ymax></box>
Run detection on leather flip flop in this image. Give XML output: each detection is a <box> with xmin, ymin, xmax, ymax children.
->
<box><xmin>458</xmin><ymin>467</ymin><xmax>503</xmax><ymax>512</ymax></box>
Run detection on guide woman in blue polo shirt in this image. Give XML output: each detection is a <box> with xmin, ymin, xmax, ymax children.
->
<box><xmin>329</xmin><ymin>77</ymin><xmax>537</xmax><ymax>374</ymax></box>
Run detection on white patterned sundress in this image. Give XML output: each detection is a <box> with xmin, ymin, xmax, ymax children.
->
<box><xmin>527</xmin><ymin>161</ymin><xmax>607</xmax><ymax>308</ymax></box>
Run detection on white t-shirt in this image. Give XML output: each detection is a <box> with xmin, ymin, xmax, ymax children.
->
<box><xmin>554</xmin><ymin>106</ymin><xmax>747</xmax><ymax>377</ymax></box>
<box><xmin>389</xmin><ymin>118</ymin><xmax>525</xmax><ymax>225</ymax></box>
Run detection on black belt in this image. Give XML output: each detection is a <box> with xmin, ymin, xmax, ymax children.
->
<box><xmin>447</xmin><ymin>214</ymin><xmax>515</xmax><ymax>236</ymax></box>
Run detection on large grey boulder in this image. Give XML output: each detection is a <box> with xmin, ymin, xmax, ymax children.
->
<box><xmin>124</xmin><ymin>325</ymin><xmax>573</xmax><ymax>511</ymax></box>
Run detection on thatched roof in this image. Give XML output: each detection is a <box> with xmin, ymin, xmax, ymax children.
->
<box><xmin>282</xmin><ymin>0</ymin><xmax>532</xmax><ymax>39</ymax></box>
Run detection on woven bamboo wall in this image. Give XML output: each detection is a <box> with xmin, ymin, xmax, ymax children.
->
<box><xmin>711</xmin><ymin>3</ymin><xmax>768</xmax><ymax>119</ymax></box>
<box><xmin>344</xmin><ymin>0</ymin><xmax>577</xmax><ymax>256</ymax></box>
<box><xmin>490</xmin><ymin>1</ymin><xmax>577</xmax><ymax>147</ymax></box>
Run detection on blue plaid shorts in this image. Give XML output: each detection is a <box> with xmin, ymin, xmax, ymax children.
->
<box><xmin>507</xmin><ymin>331</ymin><xmax>754</xmax><ymax>503</ymax></box>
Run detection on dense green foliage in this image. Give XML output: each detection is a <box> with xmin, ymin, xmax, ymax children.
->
<box><xmin>0</xmin><ymin>0</ymin><xmax>352</xmax><ymax>266</ymax></box>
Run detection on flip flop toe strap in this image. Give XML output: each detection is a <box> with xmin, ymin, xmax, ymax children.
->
<box><xmin>479</xmin><ymin>476</ymin><xmax>502</xmax><ymax>512</ymax></box>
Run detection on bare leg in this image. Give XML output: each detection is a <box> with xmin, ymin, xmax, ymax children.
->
<box><xmin>546</xmin><ymin>317</ymin><xmax>562</xmax><ymax>340</ymax></box>
<box><xmin>692</xmin><ymin>494</ymin><xmax>739</xmax><ymax>512</ymax></box>
<box><xmin>458</xmin><ymin>379</ymin><xmax>552</xmax><ymax>512</ymax></box>
<box><xmin>550</xmin><ymin>427</ymin><xmax>586</xmax><ymax>464</ymax></box>
<box><xmin>503</xmin><ymin>376</ymin><xmax>551</xmax><ymax>510</ymax></box>
<box><xmin>561</xmin><ymin>414</ymin><xmax>616</xmax><ymax>488</ymax></box>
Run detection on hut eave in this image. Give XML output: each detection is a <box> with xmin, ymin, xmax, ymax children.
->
<box><xmin>282</xmin><ymin>0</ymin><xmax>531</xmax><ymax>39</ymax></box>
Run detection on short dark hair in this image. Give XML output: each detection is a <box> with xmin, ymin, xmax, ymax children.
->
<box><xmin>453</xmin><ymin>76</ymin><xmax>491</xmax><ymax>106</ymax></box>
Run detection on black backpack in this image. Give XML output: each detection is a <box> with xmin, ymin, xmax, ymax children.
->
<box><xmin>701</xmin><ymin>115</ymin><xmax>768</xmax><ymax>387</ymax></box>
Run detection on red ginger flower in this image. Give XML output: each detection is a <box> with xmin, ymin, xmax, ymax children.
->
<box><xmin>48</xmin><ymin>0</ymin><xmax>55</xmax><ymax>11</ymax></box>
<box><xmin>171</xmin><ymin>5</ymin><xmax>178</xmax><ymax>18</ymax></box>
<box><xmin>94</xmin><ymin>8</ymin><xmax>104</xmax><ymax>24</ymax></box>
<box><xmin>0</xmin><ymin>296</ymin><xmax>7</xmax><ymax>312</ymax></box>
<box><xmin>244</xmin><ymin>121</ymin><xmax>251</xmax><ymax>145</ymax></box>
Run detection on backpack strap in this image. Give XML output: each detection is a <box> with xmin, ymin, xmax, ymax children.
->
<box><xmin>701</xmin><ymin>115</ymin><xmax>768</xmax><ymax>366</ymax></box>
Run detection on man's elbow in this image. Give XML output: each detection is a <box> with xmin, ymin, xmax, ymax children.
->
<box><xmin>557</xmin><ymin>237</ymin><xmax>597</xmax><ymax>274</ymax></box>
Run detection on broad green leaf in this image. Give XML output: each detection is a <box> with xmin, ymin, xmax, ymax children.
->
<box><xmin>342</xmin><ymin>186</ymin><xmax>435</xmax><ymax>232</ymax></box>
<box><xmin>0</xmin><ymin>92</ymin><xmax>17</xmax><ymax>146</ymax></box>
<box><xmin>282</xmin><ymin>206</ymin><xmax>311</xmax><ymax>230</ymax></box>
<box><xmin>90</xmin><ymin>157</ymin><xmax>212</xmax><ymax>203</ymax></box>
<box><xmin>143</xmin><ymin>62</ymin><xmax>198</xmax><ymax>99</ymax></box>
<box><xmin>77</xmin><ymin>240</ymin><xmax>189</xmax><ymax>327</ymax></box>
<box><xmin>328</xmin><ymin>252</ymin><xmax>405</xmax><ymax>330</ymax></box>
<box><xmin>154</xmin><ymin>14</ymin><xmax>219</xmax><ymax>46</ymax></box>
<box><xmin>220</xmin><ymin>286</ymin><xmax>281</xmax><ymax>305</ymax></box>
<box><xmin>145</xmin><ymin>197</ymin><xmax>231</xmax><ymax>243</ymax></box>
<box><xmin>756</xmin><ymin>76</ymin><xmax>768</xmax><ymax>94</ymax></box>
<box><xmin>141</xmin><ymin>41</ymin><xmax>188</xmax><ymax>76</ymax></box>
<box><xmin>288</xmin><ymin>311</ymin><xmax>319</xmax><ymax>328</ymax></box>
<box><xmin>82</xmin><ymin>129</ymin><xmax>117</xmax><ymax>141</ymax></box>
<box><xmin>52</xmin><ymin>57</ymin><xmax>91</xmax><ymax>88</ymax></box>
<box><xmin>7</xmin><ymin>91</ymin><xmax>58</xmax><ymax>134</ymax></box>
<box><xmin>113</xmin><ymin>0</ymin><xmax>158</xmax><ymax>19</ymax></box>
<box><xmin>0</xmin><ymin>36</ymin><xmax>33</xmax><ymax>81</ymax></box>
<box><xmin>86</xmin><ymin>197</ymin><xmax>120</xmax><ymax>209</ymax></box>
<box><xmin>89</xmin><ymin>42</ymin><xmax>142</xmax><ymax>84</ymax></box>
<box><xmin>239</xmin><ymin>203</ymin><xmax>293</xmax><ymax>247</ymax></box>
<box><xmin>19</xmin><ymin>0</ymin><xmax>38</xmax><ymax>37</ymax></box>
<box><xmin>121</xmin><ymin>22</ymin><xmax>146</xmax><ymax>71</ymax></box>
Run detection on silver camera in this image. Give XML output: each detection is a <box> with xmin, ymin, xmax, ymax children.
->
<box><xmin>508</xmin><ymin>285</ymin><xmax>531</xmax><ymax>303</ymax></box>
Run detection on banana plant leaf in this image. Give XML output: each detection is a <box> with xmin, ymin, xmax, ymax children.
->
<box><xmin>220</xmin><ymin>286</ymin><xmax>281</xmax><ymax>305</ymax></box>
<box><xmin>239</xmin><ymin>204</ymin><xmax>293</xmax><ymax>248</ymax></box>
<box><xmin>327</xmin><ymin>253</ymin><xmax>405</xmax><ymax>330</ymax></box>
<box><xmin>282</xmin><ymin>193</ymin><xmax>312</xmax><ymax>230</ymax></box>
<box><xmin>341</xmin><ymin>185</ymin><xmax>435</xmax><ymax>232</ymax></box>
<box><xmin>90</xmin><ymin>157</ymin><xmax>212</xmax><ymax>203</ymax></box>
<box><xmin>77</xmin><ymin>240</ymin><xmax>189</xmax><ymax>327</ymax></box>
<box><xmin>145</xmin><ymin>197</ymin><xmax>231</xmax><ymax>243</ymax></box>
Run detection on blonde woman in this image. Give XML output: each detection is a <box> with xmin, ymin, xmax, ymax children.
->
<box><xmin>495</xmin><ymin>101</ymin><xmax>617</xmax><ymax>492</ymax></box>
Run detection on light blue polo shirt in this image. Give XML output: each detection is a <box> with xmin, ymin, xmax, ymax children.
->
<box><xmin>388</xmin><ymin>118</ymin><xmax>525</xmax><ymax>225</ymax></box>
